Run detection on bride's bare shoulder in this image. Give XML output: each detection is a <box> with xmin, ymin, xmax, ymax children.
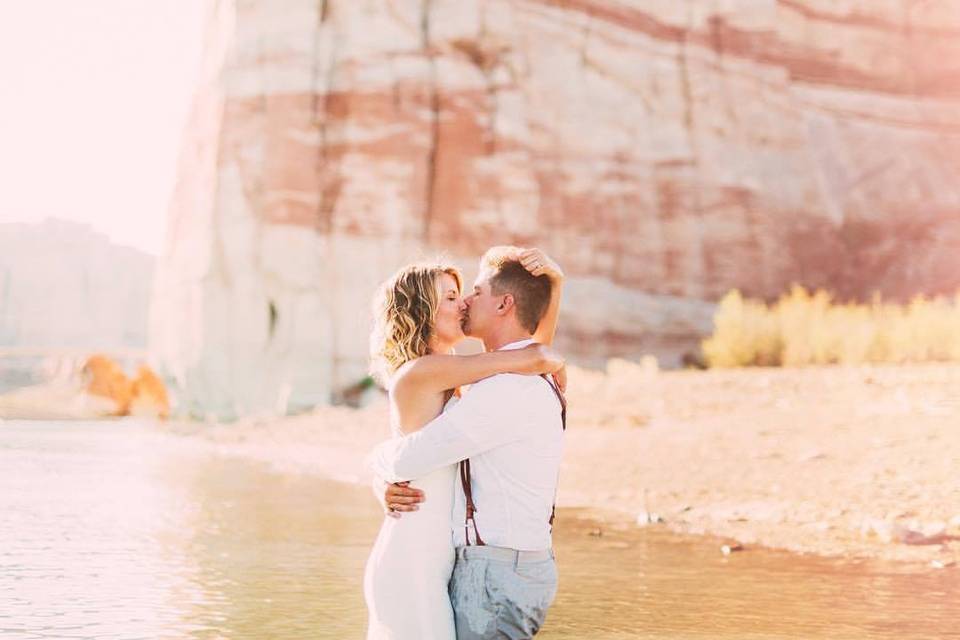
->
<box><xmin>388</xmin><ymin>360</ymin><xmax>450</xmax><ymax>433</ymax></box>
<box><xmin>389</xmin><ymin>358</ymin><xmax>420</xmax><ymax>393</ymax></box>
<box><xmin>390</xmin><ymin>358</ymin><xmax>443</xmax><ymax>402</ymax></box>
<box><xmin>390</xmin><ymin>354</ymin><xmax>443</xmax><ymax>394</ymax></box>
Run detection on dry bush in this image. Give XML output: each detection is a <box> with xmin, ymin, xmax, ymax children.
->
<box><xmin>703</xmin><ymin>286</ymin><xmax>960</xmax><ymax>367</ymax></box>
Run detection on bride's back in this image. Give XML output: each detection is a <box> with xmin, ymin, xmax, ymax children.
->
<box><xmin>381</xmin><ymin>372</ymin><xmax>458</xmax><ymax>534</ymax></box>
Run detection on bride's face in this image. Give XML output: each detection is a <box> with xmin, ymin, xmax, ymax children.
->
<box><xmin>430</xmin><ymin>272</ymin><xmax>465</xmax><ymax>351</ymax></box>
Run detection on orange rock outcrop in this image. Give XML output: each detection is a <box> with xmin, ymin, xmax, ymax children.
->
<box><xmin>82</xmin><ymin>355</ymin><xmax>134</xmax><ymax>416</ymax></box>
<box><xmin>82</xmin><ymin>355</ymin><xmax>169</xmax><ymax>419</ymax></box>
<box><xmin>129</xmin><ymin>365</ymin><xmax>171</xmax><ymax>419</ymax></box>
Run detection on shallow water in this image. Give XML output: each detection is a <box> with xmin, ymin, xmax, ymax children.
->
<box><xmin>1</xmin><ymin>420</ymin><xmax>957</xmax><ymax>639</ymax></box>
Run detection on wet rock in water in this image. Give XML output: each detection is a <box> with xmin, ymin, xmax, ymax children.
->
<box><xmin>721</xmin><ymin>543</ymin><xmax>744</xmax><ymax>555</ymax></box>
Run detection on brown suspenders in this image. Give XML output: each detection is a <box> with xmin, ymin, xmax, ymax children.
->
<box><xmin>460</xmin><ymin>455</ymin><xmax>485</xmax><ymax>546</ymax></box>
<box><xmin>459</xmin><ymin>374</ymin><xmax>567</xmax><ymax>546</ymax></box>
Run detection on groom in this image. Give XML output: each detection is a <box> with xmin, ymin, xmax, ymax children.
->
<box><xmin>369</xmin><ymin>246</ymin><xmax>566</xmax><ymax>639</ymax></box>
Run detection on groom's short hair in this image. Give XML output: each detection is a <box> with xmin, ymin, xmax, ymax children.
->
<box><xmin>480</xmin><ymin>246</ymin><xmax>552</xmax><ymax>334</ymax></box>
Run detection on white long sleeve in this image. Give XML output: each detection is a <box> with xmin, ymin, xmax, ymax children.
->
<box><xmin>369</xmin><ymin>338</ymin><xmax>566</xmax><ymax>550</ymax></box>
<box><xmin>369</xmin><ymin>374</ymin><xmax>527</xmax><ymax>483</ymax></box>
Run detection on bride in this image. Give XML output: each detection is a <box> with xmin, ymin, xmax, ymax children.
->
<box><xmin>362</xmin><ymin>248</ymin><xmax>564</xmax><ymax>640</ymax></box>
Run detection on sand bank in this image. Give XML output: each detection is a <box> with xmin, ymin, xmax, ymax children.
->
<box><xmin>161</xmin><ymin>362</ymin><xmax>960</xmax><ymax>568</ymax></box>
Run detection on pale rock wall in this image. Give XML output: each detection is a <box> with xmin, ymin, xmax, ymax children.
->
<box><xmin>151</xmin><ymin>0</ymin><xmax>960</xmax><ymax>418</ymax></box>
<box><xmin>0</xmin><ymin>220</ymin><xmax>153</xmax><ymax>349</ymax></box>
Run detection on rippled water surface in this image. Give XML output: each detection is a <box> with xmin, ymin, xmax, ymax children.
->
<box><xmin>2</xmin><ymin>420</ymin><xmax>957</xmax><ymax>639</ymax></box>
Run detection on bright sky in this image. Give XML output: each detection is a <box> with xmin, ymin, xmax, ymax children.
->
<box><xmin>0</xmin><ymin>1</ymin><xmax>208</xmax><ymax>256</ymax></box>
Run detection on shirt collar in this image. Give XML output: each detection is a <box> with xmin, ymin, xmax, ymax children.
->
<box><xmin>497</xmin><ymin>338</ymin><xmax>535</xmax><ymax>351</ymax></box>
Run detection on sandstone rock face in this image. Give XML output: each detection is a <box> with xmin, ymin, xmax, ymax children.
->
<box><xmin>152</xmin><ymin>0</ymin><xmax>960</xmax><ymax>418</ymax></box>
<box><xmin>0</xmin><ymin>220</ymin><xmax>154</xmax><ymax>350</ymax></box>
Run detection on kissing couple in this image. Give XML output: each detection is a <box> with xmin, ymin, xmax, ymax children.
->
<box><xmin>364</xmin><ymin>246</ymin><xmax>569</xmax><ymax>639</ymax></box>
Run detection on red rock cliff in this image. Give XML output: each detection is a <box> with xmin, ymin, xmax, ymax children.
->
<box><xmin>151</xmin><ymin>0</ymin><xmax>960</xmax><ymax>417</ymax></box>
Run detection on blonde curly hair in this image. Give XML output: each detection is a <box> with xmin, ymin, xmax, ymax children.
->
<box><xmin>370</xmin><ymin>262</ymin><xmax>463</xmax><ymax>385</ymax></box>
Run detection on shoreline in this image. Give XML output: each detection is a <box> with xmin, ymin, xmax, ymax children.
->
<box><xmin>85</xmin><ymin>362</ymin><xmax>960</xmax><ymax>569</ymax></box>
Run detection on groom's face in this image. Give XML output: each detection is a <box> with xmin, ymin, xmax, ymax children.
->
<box><xmin>460</xmin><ymin>269</ymin><xmax>500</xmax><ymax>339</ymax></box>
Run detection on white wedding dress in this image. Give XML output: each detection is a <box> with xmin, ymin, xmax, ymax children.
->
<box><xmin>363</xmin><ymin>397</ymin><xmax>457</xmax><ymax>640</ymax></box>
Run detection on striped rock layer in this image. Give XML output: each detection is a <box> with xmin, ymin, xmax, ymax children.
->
<box><xmin>151</xmin><ymin>0</ymin><xmax>960</xmax><ymax>418</ymax></box>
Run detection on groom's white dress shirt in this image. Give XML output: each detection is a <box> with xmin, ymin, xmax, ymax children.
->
<box><xmin>370</xmin><ymin>339</ymin><xmax>565</xmax><ymax>551</ymax></box>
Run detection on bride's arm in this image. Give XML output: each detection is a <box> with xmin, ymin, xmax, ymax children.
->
<box><xmin>392</xmin><ymin>345</ymin><xmax>563</xmax><ymax>399</ymax></box>
<box><xmin>519</xmin><ymin>248</ymin><xmax>564</xmax><ymax>346</ymax></box>
<box><xmin>381</xmin><ymin>347</ymin><xmax>561</xmax><ymax>514</ymax></box>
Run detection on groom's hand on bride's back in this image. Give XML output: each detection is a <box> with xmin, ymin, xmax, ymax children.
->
<box><xmin>381</xmin><ymin>481</ymin><xmax>425</xmax><ymax>519</ymax></box>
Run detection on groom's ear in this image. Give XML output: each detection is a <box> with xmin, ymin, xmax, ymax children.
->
<box><xmin>497</xmin><ymin>293</ymin><xmax>515</xmax><ymax>315</ymax></box>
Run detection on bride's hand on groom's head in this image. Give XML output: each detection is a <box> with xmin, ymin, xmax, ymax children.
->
<box><xmin>552</xmin><ymin>365</ymin><xmax>567</xmax><ymax>393</ymax></box>
<box><xmin>524</xmin><ymin>344</ymin><xmax>564</xmax><ymax>375</ymax></box>
<box><xmin>519</xmin><ymin>248</ymin><xmax>564</xmax><ymax>282</ymax></box>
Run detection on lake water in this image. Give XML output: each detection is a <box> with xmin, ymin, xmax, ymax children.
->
<box><xmin>1</xmin><ymin>420</ymin><xmax>957</xmax><ymax>639</ymax></box>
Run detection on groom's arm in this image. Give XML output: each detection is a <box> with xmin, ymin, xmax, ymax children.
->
<box><xmin>369</xmin><ymin>376</ymin><xmax>525</xmax><ymax>483</ymax></box>
<box><xmin>371</xmin><ymin>474</ymin><xmax>423</xmax><ymax>517</ymax></box>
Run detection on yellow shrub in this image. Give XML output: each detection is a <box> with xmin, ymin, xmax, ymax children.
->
<box><xmin>702</xmin><ymin>287</ymin><xmax>960</xmax><ymax>368</ymax></box>
<box><xmin>702</xmin><ymin>290</ymin><xmax>782</xmax><ymax>367</ymax></box>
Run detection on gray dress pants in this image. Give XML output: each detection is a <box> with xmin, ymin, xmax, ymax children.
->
<box><xmin>448</xmin><ymin>545</ymin><xmax>558</xmax><ymax>639</ymax></box>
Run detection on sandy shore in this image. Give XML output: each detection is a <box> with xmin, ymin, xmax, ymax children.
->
<box><xmin>159</xmin><ymin>361</ymin><xmax>960</xmax><ymax>568</ymax></box>
<box><xmin>0</xmin><ymin>382</ymin><xmax>118</xmax><ymax>420</ymax></box>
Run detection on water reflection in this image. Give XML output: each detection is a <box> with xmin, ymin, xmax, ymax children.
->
<box><xmin>1</xmin><ymin>421</ymin><xmax>957</xmax><ymax>639</ymax></box>
<box><xmin>174</xmin><ymin>457</ymin><xmax>379</xmax><ymax>637</ymax></box>
<box><xmin>544</xmin><ymin>516</ymin><xmax>959</xmax><ymax>639</ymax></box>
<box><xmin>0</xmin><ymin>421</ymin><xmax>209</xmax><ymax>639</ymax></box>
